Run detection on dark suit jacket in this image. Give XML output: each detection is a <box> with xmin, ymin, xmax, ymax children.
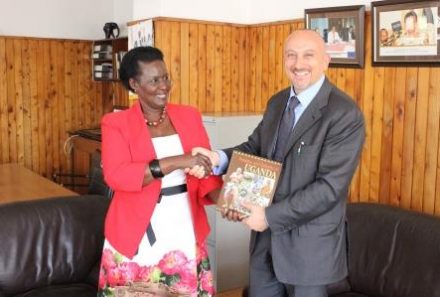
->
<box><xmin>224</xmin><ymin>78</ymin><xmax>365</xmax><ymax>286</ymax></box>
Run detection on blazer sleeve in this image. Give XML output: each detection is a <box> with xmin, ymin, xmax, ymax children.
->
<box><xmin>101</xmin><ymin>114</ymin><xmax>146</xmax><ymax>192</ymax></box>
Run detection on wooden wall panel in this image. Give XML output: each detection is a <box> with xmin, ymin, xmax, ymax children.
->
<box><xmin>424</xmin><ymin>68</ymin><xmax>440</xmax><ymax>214</ymax></box>
<box><xmin>188</xmin><ymin>23</ymin><xmax>199</xmax><ymax>108</ymax></box>
<box><xmin>400</xmin><ymin>68</ymin><xmax>417</xmax><ymax>209</ymax></box>
<box><xmin>206</xmin><ymin>25</ymin><xmax>216</xmax><ymax>112</ymax></box>
<box><xmin>154</xmin><ymin>19</ymin><xmax>249</xmax><ymax>113</ymax></box>
<box><xmin>0</xmin><ymin>36</ymin><xmax>119</xmax><ymax>180</ymax></box>
<box><xmin>230</xmin><ymin>27</ymin><xmax>240</xmax><ymax>112</ymax></box>
<box><xmin>197</xmin><ymin>24</ymin><xmax>207</xmax><ymax>112</ymax></box>
<box><xmin>222</xmin><ymin>26</ymin><xmax>231</xmax><ymax>112</ymax></box>
<box><xmin>3</xmin><ymin>13</ymin><xmax>440</xmax><ymax>215</ymax></box>
<box><xmin>152</xmin><ymin>15</ymin><xmax>440</xmax><ymax>216</ymax></box>
<box><xmin>0</xmin><ymin>39</ymin><xmax>7</xmax><ymax>164</ymax></box>
<box><xmin>411</xmin><ymin>68</ymin><xmax>430</xmax><ymax>211</ymax></box>
<box><xmin>153</xmin><ymin>18</ymin><xmax>297</xmax><ymax>113</ymax></box>
<box><xmin>248</xmin><ymin>27</ymin><xmax>257</xmax><ymax>112</ymax></box>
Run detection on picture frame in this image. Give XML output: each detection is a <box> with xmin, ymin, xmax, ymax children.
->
<box><xmin>372</xmin><ymin>0</ymin><xmax>440</xmax><ymax>65</ymax></box>
<box><xmin>305</xmin><ymin>5</ymin><xmax>365</xmax><ymax>68</ymax></box>
<box><xmin>128</xmin><ymin>19</ymin><xmax>154</xmax><ymax>50</ymax></box>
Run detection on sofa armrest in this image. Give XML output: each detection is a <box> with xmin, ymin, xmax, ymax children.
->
<box><xmin>346</xmin><ymin>202</ymin><xmax>440</xmax><ymax>296</ymax></box>
<box><xmin>86</xmin><ymin>260</ymin><xmax>100</xmax><ymax>287</ymax></box>
<box><xmin>327</xmin><ymin>278</ymin><xmax>351</xmax><ymax>296</ymax></box>
<box><xmin>0</xmin><ymin>195</ymin><xmax>108</xmax><ymax>296</ymax></box>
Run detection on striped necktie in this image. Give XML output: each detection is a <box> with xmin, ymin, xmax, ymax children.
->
<box><xmin>273</xmin><ymin>96</ymin><xmax>300</xmax><ymax>162</ymax></box>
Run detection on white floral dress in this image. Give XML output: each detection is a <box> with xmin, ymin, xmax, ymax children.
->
<box><xmin>98</xmin><ymin>134</ymin><xmax>214</xmax><ymax>297</ymax></box>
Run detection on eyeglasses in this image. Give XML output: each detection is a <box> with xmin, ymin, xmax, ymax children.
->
<box><xmin>144</xmin><ymin>75</ymin><xmax>172</xmax><ymax>87</ymax></box>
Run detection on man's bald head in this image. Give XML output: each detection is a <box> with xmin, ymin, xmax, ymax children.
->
<box><xmin>283</xmin><ymin>29</ymin><xmax>330</xmax><ymax>94</ymax></box>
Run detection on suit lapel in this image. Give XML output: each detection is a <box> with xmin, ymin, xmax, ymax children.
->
<box><xmin>127</xmin><ymin>101</ymin><xmax>155</xmax><ymax>160</ymax></box>
<box><xmin>283</xmin><ymin>79</ymin><xmax>332</xmax><ymax>159</ymax></box>
<box><xmin>265</xmin><ymin>88</ymin><xmax>290</xmax><ymax>158</ymax></box>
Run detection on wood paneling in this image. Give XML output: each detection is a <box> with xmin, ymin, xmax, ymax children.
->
<box><xmin>3</xmin><ymin>13</ymin><xmax>440</xmax><ymax>215</ymax></box>
<box><xmin>154</xmin><ymin>19</ymin><xmax>249</xmax><ymax>113</ymax></box>
<box><xmin>0</xmin><ymin>37</ymin><xmax>126</xmax><ymax>181</ymax></box>
<box><xmin>153</xmin><ymin>18</ymin><xmax>299</xmax><ymax>113</ymax></box>
<box><xmin>153</xmin><ymin>15</ymin><xmax>440</xmax><ymax>216</ymax></box>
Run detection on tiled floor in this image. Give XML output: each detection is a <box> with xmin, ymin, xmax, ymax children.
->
<box><xmin>216</xmin><ymin>288</ymin><xmax>243</xmax><ymax>297</ymax></box>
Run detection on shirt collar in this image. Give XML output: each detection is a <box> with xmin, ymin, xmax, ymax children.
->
<box><xmin>289</xmin><ymin>75</ymin><xmax>325</xmax><ymax>108</ymax></box>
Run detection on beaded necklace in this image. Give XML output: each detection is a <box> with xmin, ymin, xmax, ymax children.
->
<box><xmin>144</xmin><ymin>107</ymin><xmax>167</xmax><ymax>127</ymax></box>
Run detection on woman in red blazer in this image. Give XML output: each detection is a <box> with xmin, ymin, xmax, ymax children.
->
<box><xmin>98</xmin><ymin>46</ymin><xmax>222</xmax><ymax>297</ymax></box>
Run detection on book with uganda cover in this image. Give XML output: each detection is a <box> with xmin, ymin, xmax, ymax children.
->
<box><xmin>218</xmin><ymin>150</ymin><xmax>282</xmax><ymax>216</ymax></box>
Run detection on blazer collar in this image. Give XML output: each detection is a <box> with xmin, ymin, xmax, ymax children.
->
<box><xmin>125</xmin><ymin>101</ymin><xmax>156</xmax><ymax>160</ymax></box>
<box><xmin>265</xmin><ymin>88</ymin><xmax>291</xmax><ymax>157</ymax></box>
<box><xmin>127</xmin><ymin>101</ymin><xmax>192</xmax><ymax>157</ymax></box>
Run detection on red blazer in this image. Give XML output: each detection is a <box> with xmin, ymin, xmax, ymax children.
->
<box><xmin>101</xmin><ymin>101</ymin><xmax>222</xmax><ymax>259</ymax></box>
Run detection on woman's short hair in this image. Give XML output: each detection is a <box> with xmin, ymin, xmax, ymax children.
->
<box><xmin>119</xmin><ymin>46</ymin><xmax>164</xmax><ymax>92</ymax></box>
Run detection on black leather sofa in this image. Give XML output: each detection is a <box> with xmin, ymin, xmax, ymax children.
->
<box><xmin>0</xmin><ymin>195</ymin><xmax>109</xmax><ymax>297</ymax></box>
<box><xmin>330</xmin><ymin>202</ymin><xmax>440</xmax><ymax>297</ymax></box>
<box><xmin>243</xmin><ymin>202</ymin><xmax>440</xmax><ymax>297</ymax></box>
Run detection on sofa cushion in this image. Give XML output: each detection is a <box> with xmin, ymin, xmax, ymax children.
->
<box><xmin>332</xmin><ymin>293</ymin><xmax>370</xmax><ymax>297</ymax></box>
<box><xmin>346</xmin><ymin>203</ymin><xmax>440</xmax><ymax>297</ymax></box>
<box><xmin>14</xmin><ymin>283</ymin><xmax>96</xmax><ymax>297</ymax></box>
<box><xmin>0</xmin><ymin>195</ymin><xmax>109</xmax><ymax>296</ymax></box>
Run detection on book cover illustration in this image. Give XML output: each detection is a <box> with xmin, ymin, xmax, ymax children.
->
<box><xmin>218</xmin><ymin>150</ymin><xmax>282</xmax><ymax>216</ymax></box>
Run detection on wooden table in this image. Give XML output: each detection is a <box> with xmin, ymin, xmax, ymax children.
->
<box><xmin>0</xmin><ymin>163</ymin><xmax>77</xmax><ymax>204</ymax></box>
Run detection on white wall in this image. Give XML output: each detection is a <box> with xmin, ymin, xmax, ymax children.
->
<box><xmin>0</xmin><ymin>0</ymin><xmax>374</xmax><ymax>39</ymax></box>
<box><xmin>132</xmin><ymin>0</ymin><xmax>249</xmax><ymax>23</ymax></box>
<box><xmin>0</xmin><ymin>0</ymin><xmax>113</xmax><ymax>39</ymax></box>
<box><xmin>130</xmin><ymin>0</ymin><xmax>373</xmax><ymax>24</ymax></box>
<box><xmin>248</xmin><ymin>0</ymin><xmax>373</xmax><ymax>23</ymax></box>
<box><xmin>113</xmin><ymin>0</ymin><xmax>133</xmax><ymax>37</ymax></box>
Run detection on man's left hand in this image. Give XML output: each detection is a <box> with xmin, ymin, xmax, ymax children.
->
<box><xmin>241</xmin><ymin>201</ymin><xmax>268</xmax><ymax>232</ymax></box>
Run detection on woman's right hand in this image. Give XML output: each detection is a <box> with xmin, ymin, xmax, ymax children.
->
<box><xmin>187</xmin><ymin>147</ymin><xmax>220</xmax><ymax>178</ymax></box>
<box><xmin>178</xmin><ymin>153</ymin><xmax>212</xmax><ymax>178</ymax></box>
<box><xmin>191</xmin><ymin>147</ymin><xmax>220</xmax><ymax>167</ymax></box>
<box><xmin>144</xmin><ymin>153</ymin><xmax>212</xmax><ymax>185</ymax></box>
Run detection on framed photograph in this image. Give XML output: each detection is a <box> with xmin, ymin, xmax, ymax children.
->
<box><xmin>372</xmin><ymin>0</ymin><xmax>440</xmax><ymax>65</ymax></box>
<box><xmin>128</xmin><ymin>19</ymin><xmax>154</xmax><ymax>50</ymax></box>
<box><xmin>305</xmin><ymin>5</ymin><xmax>365</xmax><ymax>68</ymax></box>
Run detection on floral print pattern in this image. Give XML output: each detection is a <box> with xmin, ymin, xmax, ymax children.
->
<box><xmin>98</xmin><ymin>243</ymin><xmax>214</xmax><ymax>297</ymax></box>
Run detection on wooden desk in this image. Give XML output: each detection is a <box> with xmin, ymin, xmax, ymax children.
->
<box><xmin>0</xmin><ymin>164</ymin><xmax>77</xmax><ymax>204</ymax></box>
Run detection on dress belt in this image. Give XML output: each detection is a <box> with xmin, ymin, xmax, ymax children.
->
<box><xmin>158</xmin><ymin>184</ymin><xmax>187</xmax><ymax>202</ymax></box>
<box><xmin>146</xmin><ymin>184</ymin><xmax>188</xmax><ymax>246</ymax></box>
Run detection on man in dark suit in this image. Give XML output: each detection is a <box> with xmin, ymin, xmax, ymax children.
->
<box><xmin>192</xmin><ymin>29</ymin><xmax>365</xmax><ymax>297</ymax></box>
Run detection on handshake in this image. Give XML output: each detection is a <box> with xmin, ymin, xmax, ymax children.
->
<box><xmin>185</xmin><ymin>147</ymin><xmax>220</xmax><ymax>178</ymax></box>
<box><xmin>188</xmin><ymin>148</ymin><xmax>269</xmax><ymax>230</ymax></box>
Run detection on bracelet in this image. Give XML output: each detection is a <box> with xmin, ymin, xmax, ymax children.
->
<box><xmin>149</xmin><ymin>159</ymin><xmax>164</xmax><ymax>178</ymax></box>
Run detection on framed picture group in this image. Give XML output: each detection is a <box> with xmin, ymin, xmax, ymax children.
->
<box><xmin>305</xmin><ymin>0</ymin><xmax>440</xmax><ymax>67</ymax></box>
<box><xmin>371</xmin><ymin>0</ymin><xmax>440</xmax><ymax>65</ymax></box>
<box><xmin>305</xmin><ymin>5</ymin><xmax>365</xmax><ymax>67</ymax></box>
